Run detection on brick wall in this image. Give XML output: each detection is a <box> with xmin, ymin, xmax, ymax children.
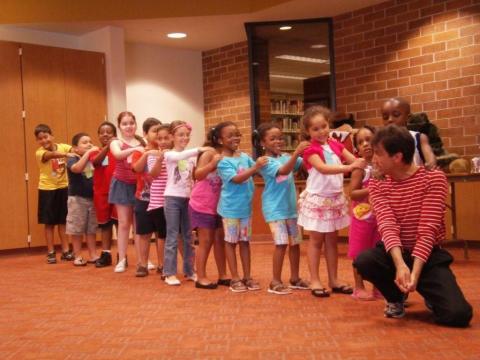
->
<box><xmin>334</xmin><ymin>0</ymin><xmax>480</xmax><ymax>157</ymax></box>
<box><xmin>202</xmin><ymin>41</ymin><xmax>252</xmax><ymax>152</ymax></box>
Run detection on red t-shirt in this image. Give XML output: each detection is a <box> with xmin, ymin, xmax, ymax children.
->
<box><xmin>89</xmin><ymin>149</ymin><xmax>116</xmax><ymax>195</ymax></box>
<box><xmin>132</xmin><ymin>151</ymin><xmax>153</xmax><ymax>201</ymax></box>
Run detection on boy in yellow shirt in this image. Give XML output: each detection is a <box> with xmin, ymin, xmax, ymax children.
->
<box><xmin>34</xmin><ymin>124</ymin><xmax>74</xmax><ymax>264</ymax></box>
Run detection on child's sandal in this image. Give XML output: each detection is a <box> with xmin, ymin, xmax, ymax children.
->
<box><xmin>229</xmin><ymin>279</ymin><xmax>247</xmax><ymax>293</ymax></box>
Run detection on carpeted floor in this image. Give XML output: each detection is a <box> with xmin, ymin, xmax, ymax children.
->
<box><xmin>0</xmin><ymin>243</ymin><xmax>478</xmax><ymax>359</ymax></box>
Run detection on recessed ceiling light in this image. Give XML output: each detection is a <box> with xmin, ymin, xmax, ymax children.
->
<box><xmin>167</xmin><ymin>32</ymin><xmax>187</xmax><ymax>39</ymax></box>
<box><xmin>279</xmin><ymin>26</ymin><xmax>292</xmax><ymax>31</ymax></box>
<box><xmin>270</xmin><ymin>74</ymin><xmax>307</xmax><ymax>80</ymax></box>
<box><xmin>311</xmin><ymin>44</ymin><xmax>327</xmax><ymax>49</ymax></box>
<box><xmin>275</xmin><ymin>54</ymin><xmax>329</xmax><ymax>64</ymax></box>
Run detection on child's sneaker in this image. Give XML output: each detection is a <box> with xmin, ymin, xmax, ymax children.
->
<box><xmin>243</xmin><ymin>278</ymin><xmax>261</xmax><ymax>291</ymax></box>
<box><xmin>229</xmin><ymin>279</ymin><xmax>247</xmax><ymax>293</ymax></box>
<box><xmin>135</xmin><ymin>265</ymin><xmax>148</xmax><ymax>277</ymax></box>
<box><xmin>95</xmin><ymin>251</ymin><xmax>112</xmax><ymax>268</ymax></box>
<box><xmin>384</xmin><ymin>302</ymin><xmax>405</xmax><ymax>318</ymax></box>
<box><xmin>114</xmin><ymin>258</ymin><xmax>127</xmax><ymax>273</ymax></box>
<box><xmin>46</xmin><ymin>251</ymin><xmax>56</xmax><ymax>264</ymax></box>
<box><xmin>165</xmin><ymin>275</ymin><xmax>181</xmax><ymax>286</ymax></box>
<box><xmin>267</xmin><ymin>282</ymin><xmax>292</xmax><ymax>295</ymax></box>
<box><xmin>147</xmin><ymin>261</ymin><xmax>156</xmax><ymax>271</ymax></box>
<box><xmin>288</xmin><ymin>278</ymin><xmax>310</xmax><ymax>290</ymax></box>
<box><xmin>185</xmin><ymin>273</ymin><xmax>197</xmax><ymax>282</ymax></box>
<box><xmin>60</xmin><ymin>250</ymin><xmax>74</xmax><ymax>261</ymax></box>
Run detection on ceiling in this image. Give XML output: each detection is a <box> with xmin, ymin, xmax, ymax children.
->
<box><xmin>2</xmin><ymin>0</ymin><xmax>386</xmax><ymax>51</ymax></box>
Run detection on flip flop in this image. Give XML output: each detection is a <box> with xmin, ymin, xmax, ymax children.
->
<box><xmin>311</xmin><ymin>288</ymin><xmax>330</xmax><ymax>297</ymax></box>
<box><xmin>331</xmin><ymin>284</ymin><xmax>354</xmax><ymax>294</ymax></box>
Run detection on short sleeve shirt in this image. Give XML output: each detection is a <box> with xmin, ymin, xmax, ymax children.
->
<box><xmin>67</xmin><ymin>156</ymin><xmax>94</xmax><ymax>198</ymax></box>
<box><xmin>36</xmin><ymin>143</ymin><xmax>71</xmax><ymax>190</ymax></box>
<box><xmin>217</xmin><ymin>153</ymin><xmax>255</xmax><ymax>219</ymax></box>
<box><xmin>259</xmin><ymin>154</ymin><xmax>302</xmax><ymax>222</ymax></box>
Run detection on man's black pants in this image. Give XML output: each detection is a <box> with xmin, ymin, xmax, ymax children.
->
<box><xmin>353</xmin><ymin>242</ymin><xmax>473</xmax><ymax>327</ymax></box>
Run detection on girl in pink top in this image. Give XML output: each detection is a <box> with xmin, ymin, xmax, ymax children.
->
<box><xmin>109</xmin><ymin>111</ymin><xmax>144</xmax><ymax>273</ymax></box>
<box><xmin>189</xmin><ymin>122</ymin><xmax>233</xmax><ymax>289</ymax></box>
<box><xmin>348</xmin><ymin>126</ymin><xmax>382</xmax><ymax>300</ymax></box>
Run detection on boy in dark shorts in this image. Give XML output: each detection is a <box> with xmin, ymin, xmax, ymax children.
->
<box><xmin>34</xmin><ymin>124</ymin><xmax>73</xmax><ymax>264</ymax></box>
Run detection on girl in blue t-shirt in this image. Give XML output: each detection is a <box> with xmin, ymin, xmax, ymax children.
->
<box><xmin>216</xmin><ymin>123</ymin><xmax>268</xmax><ymax>293</ymax></box>
<box><xmin>255</xmin><ymin>123</ymin><xmax>310</xmax><ymax>295</ymax></box>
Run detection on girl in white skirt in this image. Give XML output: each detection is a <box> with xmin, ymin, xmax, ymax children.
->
<box><xmin>298</xmin><ymin>106</ymin><xmax>366</xmax><ymax>298</ymax></box>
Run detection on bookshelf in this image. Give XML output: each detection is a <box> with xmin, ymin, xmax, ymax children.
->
<box><xmin>270</xmin><ymin>95</ymin><xmax>303</xmax><ymax>152</ymax></box>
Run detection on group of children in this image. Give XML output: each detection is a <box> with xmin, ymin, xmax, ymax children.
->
<box><xmin>34</xmin><ymin>97</ymin><xmax>436</xmax><ymax>299</ymax></box>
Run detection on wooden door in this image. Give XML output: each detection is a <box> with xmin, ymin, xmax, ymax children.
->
<box><xmin>21</xmin><ymin>43</ymin><xmax>69</xmax><ymax>247</ymax></box>
<box><xmin>64</xmin><ymin>49</ymin><xmax>107</xmax><ymax>146</ymax></box>
<box><xmin>0</xmin><ymin>41</ymin><xmax>29</xmax><ymax>249</ymax></box>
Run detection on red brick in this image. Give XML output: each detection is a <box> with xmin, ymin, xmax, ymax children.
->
<box><xmin>344</xmin><ymin>15</ymin><xmax>364</xmax><ymax>28</ymax></box>
<box><xmin>420</xmin><ymin>22</ymin><xmax>446</xmax><ymax>36</ymax></box>
<box><xmin>459</xmin><ymin>4</ymin><xmax>480</xmax><ymax>17</ymax></box>
<box><xmin>375</xmin><ymin>54</ymin><xmax>391</xmax><ymax>64</ymax></box>
<box><xmin>408</xmin><ymin>0</ymin><xmax>434</xmax><ymax>11</ymax></box>
<box><xmin>422</xmin><ymin>81</ymin><xmax>447</xmax><ymax>92</ymax></box>
<box><xmin>408</xmin><ymin>17</ymin><xmax>432</xmax><ymax>31</ymax></box>
<box><xmin>434</xmin><ymin>30</ymin><xmax>460</xmax><ymax>42</ymax></box>
<box><xmin>385</xmin><ymin>23</ymin><xmax>408</xmax><ymax>34</ymax></box>
<box><xmin>435</xmin><ymin>68</ymin><xmax>462</xmax><ymax>81</ymax></box>
<box><xmin>421</xmin><ymin>3</ymin><xmax>446</xmax><ymax>17</ymax></box>
<box><xmin>399</xmin><ymin>85</ymin><xmax>423</xmax><ymax>95</ymax></box>
<box><xmin>365</xmin><ymin>63</ymin><xmax>387</xmax><ymax>73</ymax></box>
<box><xmin>353</xmin><ymin>40</ymin><xmax>375</xmax><ymax>51</ymax></box>
<box><xmin>335</xmin><ymin>27</ymin><xmax>354</xmax><ymax>39</ymax></box>
<box><xmin>356</xmin><ymin>110</ymin><xmax>378</xmax><ymax>119</ymax></box>
<box><xmin>376</xmin><ymin>71</ymin><xmax>398</xmax><ymax>81</ymax></box>
<box><xmin>366</xmin><ymin>81</ymin><xmax>387</xmax><ymax>91</ymax></box>
<box><xmin>437</xmin><ymin>88</ymin><xmax>463</xmax><ymax>99</ymax></box>
<box><xmin>354</xmin><ymin>6</ymin><xmax>374</xmax><ymax>17</ymax></box>
<box><xmin>398</xmin><ymin>47</ymin><xmax>422</xmax><ymax>59</ymax></box>
<box><xmin>365</xmin><ymin>28</ymin><xmax>385</xmax><ymax>40</ymax></box>
<box><xmin>422</xmin><ymin>42</ymin><xmax>446</xmax><ymax>54</ymax></box>
<box><xmin>411</xmin><ymin>54</ymin><xmax>435</xmax><ymax>66</ymax></box>
<box><xmin>345</xmin><ymin>68</ymin><xmax>366</xmax><ymax>79</ymax></box>
<box><xmin>411</xmin><ymin>73</ymin><xmax>436</xmax><ymax>84</ymax></box>
<box><xmin>356</xmin><ymin>75</ymin><xmax>376</xmax><ymax>84</ymax></box>
<box><xmin>463</xmin><ymin>105</ymin><xmax>480</xmax><ymax>115</ymax></box>
<box><xmin>375</xmin><ymin>35</ymin><xmax>397</xmax><ymax>47</ymax></box>
<box><xmin>447</xmin><ymin>17</ymin><xmax>473</xmax><ymax>30</ymax></box>
<box><xmin>433</xmin><ymin>9</ymin><xmax>459</xmax><ymax>23</ymax></box>
<box><xmin>464</xmin><ymin>124</ymin><xmax>480</xmax><ymax>135</ymax></box>
<box><xmin>461</xmin><ymin>45</ymin><xmax>480</xmax><ymax>57</ymax></box>
<box><xmin>397</xmin><ymin>29</ymin><xmax>421</xmax><ymax>42</ymax></box>
<box><xmin>364</xmin><ymin>10</ymin><xmax>386</xmax><ymax>22</ymax></box>
<box><xmin>345</xmin><ymin>85</ymin><xmax>366</xmax><ymax>95</ymax></box>
<box><xmin>356</xmin><ymin>92</ymin><xmax>376</xmax><ymax>102</ymax></box>
<box><xmin>343</xmin><ymin>33</ymin><xmax>364</xmax><ymax>45</ymax></box>
<box><xmin>423</xmin><ymin>61</ymin><xmax>447</xmax><ymax>73</ymax></box>
<box><xmin>387</xmin><ymin>77</ymin><xmax>410</xmax><ymax>88</ymax></box>
<box><xmin>462</xmin><ymin>64</ymin><xmax>480</xmax><ymax>76</ymax></box>
<box><xmin>374</xmin><ymin>0</ymin><xmax>396</xmax><ymax>11</ymax></box>
<box><xmin>376</xmin><ymin>89</ymin><xmax>399</xmax><ymax>99</ymax></box>
<box><xmin>412</xmin><ymin>92</ymin><xmax>436</xmax><ymax>103</ymax></box>
<box><xmin>386</xmin><ymin>41</ymin><xmax>408</xmax><ymax>53</ymax></box>
<box><xmin>385</xmin><ymin>4</ymin><xmax>407</xmax><ymax>17</ymax></box>
<box><xmin>355</xmin><ymin>57</ymin><xmax>375</xmax><ymax>67</ymax></box>
<box><xmin>450</xmin><ymin>135</ymin><xmax>477</xmax><ymax>146</ymax></box>
<box><xmin>354</xmin><ymin>22</ymin><xmax>374</xmax><ymax>33</ymax></box>
<box><xmin>424</xmin><ymin>100</ymin><xmax>448</xmax><ymax>111</ymax></box>
<box><xmin>435</xmin><ymin>49</ymin><xmax>461</xmax><ymax>61</ymax></box>
<box><xmin>439</xmin><ymin>108</ymin><xmax>463</xmax><ymax>119</ymax></box>
<box><xmin>347</xmin><ymin>103</ymin><xmax>367</xmax><ymax>112</ymax></box>
<box><xmin>387</xmin><ymin>59</ymin><xmax>409</xmax><ymax>70</ymax></box>
<box><xmin>448</xmin><ymin>96</ymin><xmax>476</xmax><ymax>107</ymax></box>
<box><xmin>446</xmin><ymin>56</ymin><xmax>474</xmax><ymax>69</ymax></box>
<box><xmin>446</xmin><ymin>0</ymin><xmax>473</xmax><ymax>11</ymax></box>
<box><xmin>374</xmin><ymin>17</ymin><xmax>394</xmax><ymax>29</ymax></box>
<box><xmin>447</xmin><ymin>36</ymin><xmax>474</xmax><ymax>49</ymax></box>
<box><xmin>399</xmin><ymin>66</ymin><xmax>422</xmax><ymax>77</ymax></box>
<box><xmin>397</xmin><ymin>10</ymin><xmax>421</xmax><ymax>24</ymax></box>
<box><xmin>448</xmin><ymin>76</ymin><xmax>475</xmax><ymax>88</ymax></box>
<box><xmin>365</xmin><ymin>46</ymin><xmax>386</xmax><ymax>57</ymax></box>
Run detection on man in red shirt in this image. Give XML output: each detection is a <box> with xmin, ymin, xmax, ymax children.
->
<box><xmin>354</xmin><ymin>125</ymin><xmax>472</xmax><ymax>327</ymax></box>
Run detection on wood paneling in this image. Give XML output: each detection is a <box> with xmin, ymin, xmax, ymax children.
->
<box><xmin>0</xmin><ymin>41</ymin><xmax>29</xmax><ymax>249</ymax></box>
<box><xmin>64</xmin><ymin>49</ymin><xmax>107</xmax><ymax>144</ymax></box>
<box><xmin>22</xmin><ymin>44</ymin><xmax>69</xmax><ymax>247</ymax></box>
